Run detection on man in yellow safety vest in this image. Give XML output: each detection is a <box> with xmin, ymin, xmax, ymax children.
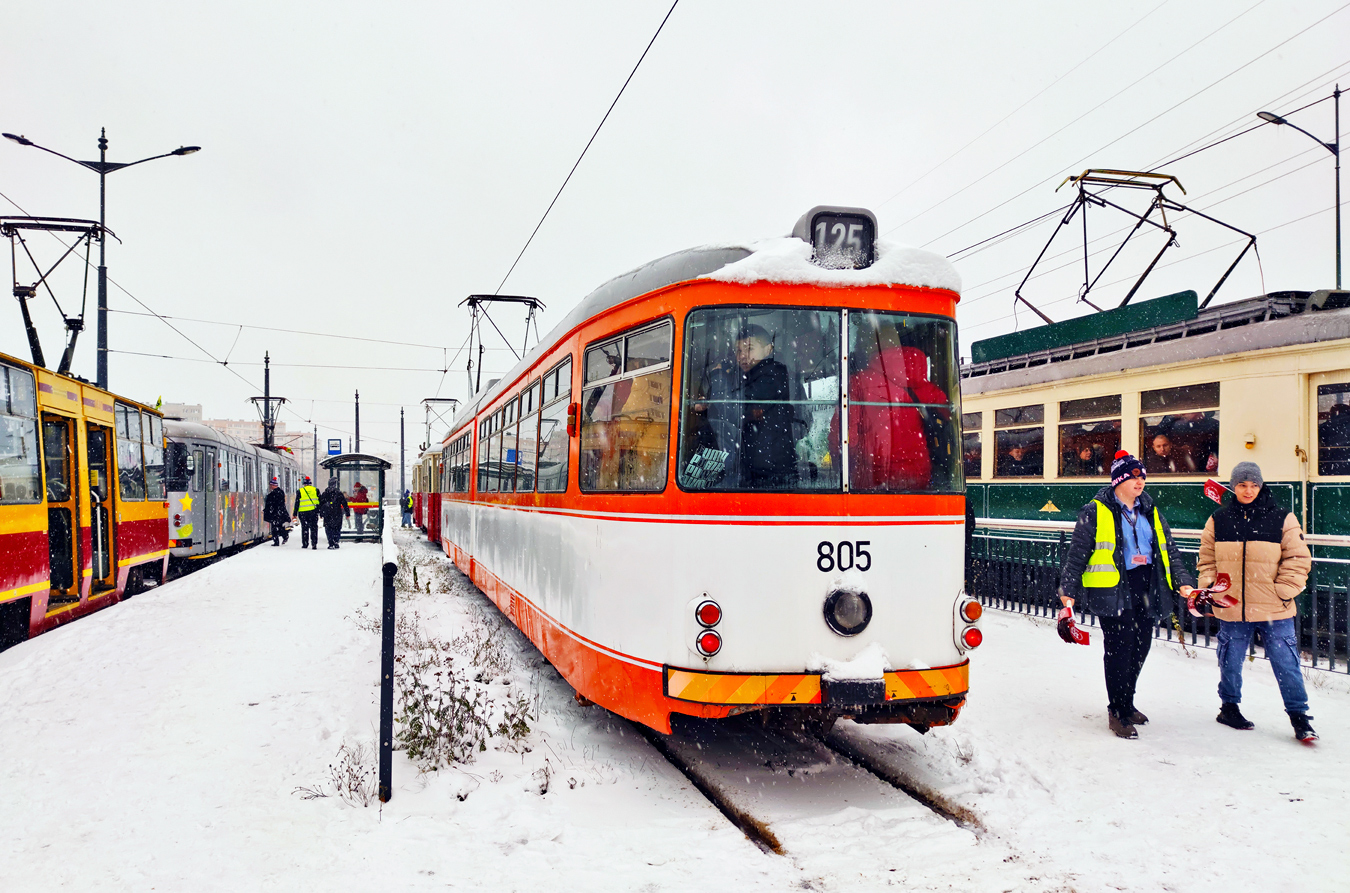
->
<box><xmin>293</xmin><ymin>475</ymin><xmax>321</xmax><ymax>551</ymax></box>
<box><xmin>1058</xmin><ymin>450</ymin><xmax>1195</xmax><ymax>739</ymax></box>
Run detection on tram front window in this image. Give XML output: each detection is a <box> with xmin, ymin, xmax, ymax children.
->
<box><xmin>679</xmin><ymin>307</ymin><xmax>960</xmax><ymax>493</ymax></box>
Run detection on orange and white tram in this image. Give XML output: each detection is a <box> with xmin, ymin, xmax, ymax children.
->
<box><xmin>436</xmin><ymin>208</ymin><xmax>982</xmax><ymax>733</ymax></box>
<box><xmin>0</xmin><ymin>350</ymin><xmax>168</xmax><ymax>650</ymax></box>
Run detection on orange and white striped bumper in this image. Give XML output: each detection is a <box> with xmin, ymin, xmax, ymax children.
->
<box><xmin>664</xmin><ymin>660</ymin><xmax>968</xmax><ymax>706</ymax></box>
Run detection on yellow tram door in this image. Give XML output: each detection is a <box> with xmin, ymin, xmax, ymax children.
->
<box><xmin>86</xmin><ymin>423</ymin><xmax>116</xmax><ymax>591</ymax></box>
<box><xmin>40</xmin><ymin>414</ymin><xmax>80</xmax><ymax>607</ymax></box>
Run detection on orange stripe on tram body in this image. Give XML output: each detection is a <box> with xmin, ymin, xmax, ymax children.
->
<box><xmin>666</xmin><ymin>663</ymin><xmax>968</xmax><ymax>706</ymax></box>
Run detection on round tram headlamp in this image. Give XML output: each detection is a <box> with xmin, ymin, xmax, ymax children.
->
<box><xmin>823</xmin><ymin>589</ymin><xmax>872</xmax><ymax>637</ymax></box>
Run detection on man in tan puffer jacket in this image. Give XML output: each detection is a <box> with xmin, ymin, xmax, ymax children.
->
<box><xmin>1196</xmin><ymin>462</ymin><xmax>1316</xmax><ymax>741</ymax></box>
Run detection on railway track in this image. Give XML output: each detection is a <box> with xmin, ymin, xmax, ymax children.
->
<box><xmin>638</xmin><ymin>714</ymin><xmax>979</xmax><ymax>857</ymax></box>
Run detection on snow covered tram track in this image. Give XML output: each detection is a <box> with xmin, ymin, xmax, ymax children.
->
<box><xmin>820</xmin><ymin>730</ymin><xmax>983</xmax><ymax>831</ymax></box>
<box><xmin>634</xmin><ymin>714</ymin><xmax>1010</xmax><ymax>880</ymax></box>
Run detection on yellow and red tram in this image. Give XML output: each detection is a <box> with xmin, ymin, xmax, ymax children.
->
<box><xmin>433</xmin><ymin>207</ymin><xmax>982</xmax><ymax>733</ymax></box>
<box><xmin>0</xmin><ymin>351</ymin><xmax>168</xmax><ymax>649</ymax></box>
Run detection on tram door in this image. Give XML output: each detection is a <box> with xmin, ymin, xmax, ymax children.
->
<box><xmin>202</xmin><ymin>446</ymin><xmax>218</xmax><ymax>552</ymax></box>
<box><xmin>86</xmin><ymin>424</ymin><xmax>115</xmax><ymax>591</ymax></box>
<box><xmin>41</xmin><ymin>415</ymin><xmax>80</xmax><ymax>605</ymax></box>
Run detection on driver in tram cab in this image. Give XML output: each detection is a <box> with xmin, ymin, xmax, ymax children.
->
<box><xmin>828</xmin><ymin>325</ymin><xmax>950</xmax><ymax>490</ymax></box>
<box><xmin>733</xmin><ymin>325</ymin><xmax>797</xmax><ymax>488</ymax></box>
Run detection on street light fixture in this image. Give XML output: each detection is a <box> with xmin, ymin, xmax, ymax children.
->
<box><xmin>1256</xmin><ymin>85</ymin><xmax>1342</xmax><ymax>289</ymax></box>
<box><xmin>2</xmin><ymin>128</ymin><xmax>200</xmax><ymax>388</ymax></box>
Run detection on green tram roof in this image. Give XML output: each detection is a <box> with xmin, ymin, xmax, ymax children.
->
<box><xmin>961</xmin><ymin>289</ymin><xmax>1350</xmax><ymax>393</ymax></box>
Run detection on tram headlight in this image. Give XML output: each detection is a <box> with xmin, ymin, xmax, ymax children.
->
<box><xmin>823</xmin><ymin>589</ymin><xmax>872</xmax><ymax>637</ymax></box>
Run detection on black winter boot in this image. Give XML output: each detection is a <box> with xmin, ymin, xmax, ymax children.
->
<box><xmin>1217</xmin><ymin>702</ymin><xmax>1254</xmax><ymax>730</ymax></box>
<box><xmin>1289</xmin><ymin>712</ymin><xmax>1317</xmax><ymax>742</ymax></box>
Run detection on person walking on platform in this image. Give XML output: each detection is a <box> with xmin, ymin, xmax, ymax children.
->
<box><xmin>264</xmin><ymin>477</ymin><xmax>289</xmax><ymax>546</ymax></box>
<box><xmin>401</xmin><ymin>490</ymin><xmax>413</xmax><ymax>528</ymax></box>
<box><xmin>351</xmin><ymin>480</ymin><xmax>370</xmax><ymax>533</ymax></box>
<box><xmin>1059</xmin><ymin>450</ymin><xmax>1195</xmax><ymax>739</ymax></box>
<box><xmin>293</xmin><ymin>475</ymin><xmax>321</xmax><ymax>550</ymax></box>
<box><xmin>318</xmin><ymin>476</ymin><xmax>350</xmax><ymax>549</ymax></box>
<box><xmin>1197</xmin><ymin>462</ymin><xmax>1317</xmax><ymax>742</ymax></box>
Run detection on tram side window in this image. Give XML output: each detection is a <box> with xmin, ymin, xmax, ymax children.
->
<box><xmin>142</xmin><ymin>414</ymin><xmax>164</xmax><ymax>500</ymax></box>
<box><xmin>42</xmin><ymin>419</ymin><xmax>71</xmax><ymax>503</ymax></box>
<box><xmin>1059</xmin><ymin>395</ymin><xmax>1121</xmax><ymax>477</ymax></box>
<box><xmin>994</xmin><ymin>404</ymin><xmax>1044</xmax><ymax>477</ymax></box>
<box><xmin>537</xmin><ymin>358</ymin><xmax>572</xmax><ymax>493</ymax></box>
<box><xmin>680</xmin><ymin>308</ymin><xmax>841</xmax><ymax>492</ymax></box>
<box><xmin>0</xmin><ymin>363</ymin><xmax>41</xmax><ymax>504</ymax></box>
<box><xmin>581</xmin><ymin>322</ymin><xmax>672</xmax><ymax>492</ymax></box>
<box><xmin>115</xmin><ymin>404</ymin><xmax>146</xmax><ymax>500</ymax></box>
<box><xmin>517</xmin><ymin>384</ymin><xmax>540</xmax><ymax>493</ymax></box>
<box><xmin>501</xmin><ymin>399</ymin><xmax>520</xmax><ymax>493</ymax></box>
<box><xmin>1317</xmin><ymin>382</ymin><xmax>1350</xmax><ymax>475</ymax></box>
<box><xmin>166</xmin><ymin>442</ymin><xmax>193</xmax><ymax>491</ymax></box>
<box><xmin>220</xmin><ymin>450</ymin><xmax>231</xmax><ymax>492</ymax></box>
<box><xmin>192</xmin><ymin>449</ymin><xmax>204</xmax><ymax>492</ymax></box>
<box><xmin>962</xmin><ymin>413</ymin><xmax>982</xmax><ymax>480</ymax></box>
<box><xmin>1140</xmin><ymin>383</ymin><xmax>1219</xmax><ymax>475</ymax></box>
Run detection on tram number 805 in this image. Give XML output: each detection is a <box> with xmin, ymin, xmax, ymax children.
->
<box><xmin>817</xmin><ymin>541</ymin><xmax>872</xmax><ymax>573</ymax></box>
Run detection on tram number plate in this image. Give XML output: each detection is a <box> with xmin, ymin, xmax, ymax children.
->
<box><xmin>817</xmin><ymin>540</ymin><xmax>871</xmax><ymax>573</ymax></box>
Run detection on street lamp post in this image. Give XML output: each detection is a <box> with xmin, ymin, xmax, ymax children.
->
<box><xmin>2</xmin><ymin>128</ymin><xmax>199</xmax><ymax>388</ymax></box>
<box><xmin>1258</xmin><ymin>85</ymin><xmax>1342</xmax><ymax>289</ymax></box>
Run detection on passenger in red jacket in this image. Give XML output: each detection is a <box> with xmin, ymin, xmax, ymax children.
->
<box><xmin>829</xmin><ymin>333</ymin><xmax>949</xmax><ymax>491</ymax></box>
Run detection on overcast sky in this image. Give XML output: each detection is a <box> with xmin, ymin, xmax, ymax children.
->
<box><xmin>3</xmin><ymin>0</ymin><xmax>1346</xmax><ymax>464</ymax></box>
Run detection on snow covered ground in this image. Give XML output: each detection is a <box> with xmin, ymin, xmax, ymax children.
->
<box><xmin>1</xmin><ymin>530</ymin><xmax>1346</xmax><ymax>892</ymax></box>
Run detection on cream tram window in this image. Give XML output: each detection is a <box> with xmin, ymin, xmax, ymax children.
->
<box><xmin>536</xmin><ymin>357</ymin><xmax>572</xmax><ymax>493</ymax></box>
<box><xmin>1140</xmin><ymin>383</ymin><xmax>1219</xmax><ymax>475</ymax></box>
<box><xmin>581</xmin><ymin>322</ymin><xmax>672</xmax><ymax>492</ymax></box>
<box><xmin>994</xmin><ymin>405</ymin><xmax>1043</xmax><ymax>477</ymax></box>
<box><xmin>680</xmin><ymin>307</ymin><xmax>841</xmax><ymax>491</ymax></box>
<box><xmin>115</xmin><ymin>403</ymin><xmax>146</xmax><ymax>500</ymax></box>
<box><xmin>0</xmin><ymin>362</ymin><xmax>41</xmax><ymax>504</ymax></box>
<box><xmin>1317</xmin><ymin>382</ymin><xmax>1350</xmax><ymax>475</ymax></box>
<box><xmin>962</xmin><ymin>413</ymin><xmax>981</xmax><ymax>480</ymax></box>
<box><xmin>1058</xmin><ymin>395</ymin><xmax>1120</xmax><ymax>477</ymax></box>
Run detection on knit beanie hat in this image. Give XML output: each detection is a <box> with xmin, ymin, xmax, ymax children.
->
<box><xmin>1230</xmin><ymin>461</ymin><xmax>1263</xmax><ymax>487</ymax></box>
<box><xmin>1110</xmin><ymin>449</ymin><xmax>1146</xmax><ymax>487</ymax></box>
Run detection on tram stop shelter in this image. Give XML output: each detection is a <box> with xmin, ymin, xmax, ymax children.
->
<box><xmin>319</xmin><ymin>453</ymin><xmax>392</xmax><ymax>543</ymax></box>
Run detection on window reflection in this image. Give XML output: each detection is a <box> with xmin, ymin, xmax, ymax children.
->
<box><xmin>1317</xmin><ymin>383</ymin><xmax>1350</xmax><ymax>475</ymax></box>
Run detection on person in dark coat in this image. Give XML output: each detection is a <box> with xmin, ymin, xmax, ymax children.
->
<box><xmin>318</xmin><ymin>476</ymin><xmax>350</xmax><ymax>549</ymax></box>
<box><xmin>263</xmin><ymin>477</ymin><xmax>289</xmax><ymax>546</ymax></box>
<box><xmin>401</xmin><ymin>490</ymin><xmax>414</xmax><ymax>528</ymax></box>
<box><xmin>734</xmin><ymin>325</ymin><xmax>796</xmax><ymax>488</ymax></box>
<box><xmin>1059</xmin><ymin>450</ymin><xmax>1195</xmax><ymax>739</ymax></box>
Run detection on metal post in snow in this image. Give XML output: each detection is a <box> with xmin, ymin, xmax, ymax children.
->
<box><xmin>379</xmin><ymin>510</ymin><xmax>398</xmax><ymax>802</ymax></box>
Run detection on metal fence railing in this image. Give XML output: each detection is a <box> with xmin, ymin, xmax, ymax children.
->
<box><xmin>969</xmin><ymin>522</ymin><xmax>1350</xmax><ymax>674</ymax></box>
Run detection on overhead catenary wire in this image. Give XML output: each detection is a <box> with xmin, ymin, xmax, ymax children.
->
<box><xmin>492</xmin><ymin>0</ymin><xmax>679</xmax><ymax>295</ymax></box>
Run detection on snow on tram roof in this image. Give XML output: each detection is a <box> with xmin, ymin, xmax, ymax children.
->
<box><xmin>703</xmin><ymin>237</ymin><xmax>961</xmax><ymax>293</ymax></box>
<box><xmin>447</xmin><ymin>237</ymin><xmax>960</xmax><ymax>436</ymax></box>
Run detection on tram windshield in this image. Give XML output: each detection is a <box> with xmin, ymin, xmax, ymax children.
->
<box><xmin>679</xmin><ymin>307</ymin><xmax>961</xmax><ymax>493</ymax></box>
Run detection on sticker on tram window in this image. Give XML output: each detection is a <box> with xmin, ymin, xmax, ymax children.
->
<box><xmin>816</xmin><ymin>540</ymin><xmax>872</xmax><ymax>572</ymax></box>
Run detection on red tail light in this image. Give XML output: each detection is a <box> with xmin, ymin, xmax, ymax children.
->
<box><xmin>696</xmin><ymin>600</ymin><xmax>721</xmax><ymax>627</ymax></box>
<box><xmin>696</xmin><ymin>630</ymin><xmax>721</xmax><ymax>656</ymax></box>
<box><xmin>962</xmin><ymin>627</ymin><xmax>983</xmax><ymax>649</ymax></box>
<box><xmin>173</xmin><ymin>514</ymin><xmax>182</xmax><ymax>527</ymax></box>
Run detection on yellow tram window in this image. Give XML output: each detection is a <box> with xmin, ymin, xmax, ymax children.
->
<box><xmin>0</xmin><ymin>363</ymin><xmax>41</xmax><ymax>504</ymax></box>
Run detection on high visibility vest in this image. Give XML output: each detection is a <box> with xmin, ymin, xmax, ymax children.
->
<box><xmin>298</xmin><ymin>485</ymin><xmax>320</xmax><ymax>512</ymax></box>
<box><xmin>1082</xmin><ymin>499</ymin><xmax>1175</xmax><ymax>591</ymax></box>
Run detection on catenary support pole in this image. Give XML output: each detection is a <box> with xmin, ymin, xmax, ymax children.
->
<box><xmin>355</xmin><ymin>390</ymin><xmax>361</xmax><ymax>452</ymax></box>
<box><xmin>400</xmin><ymin>408</ymin><xmax>405</xmax><ymax>494</ymax></box>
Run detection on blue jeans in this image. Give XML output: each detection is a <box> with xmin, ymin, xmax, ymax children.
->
<box><xmin>1217</xmin><ymin>618</ymin><xmax>1309</xmax><ymax>714</ymax></box>
<box><xmin>402</xmin><ymin>511</ymin><xmax>412</xmax><ymax>527</ymax></box>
